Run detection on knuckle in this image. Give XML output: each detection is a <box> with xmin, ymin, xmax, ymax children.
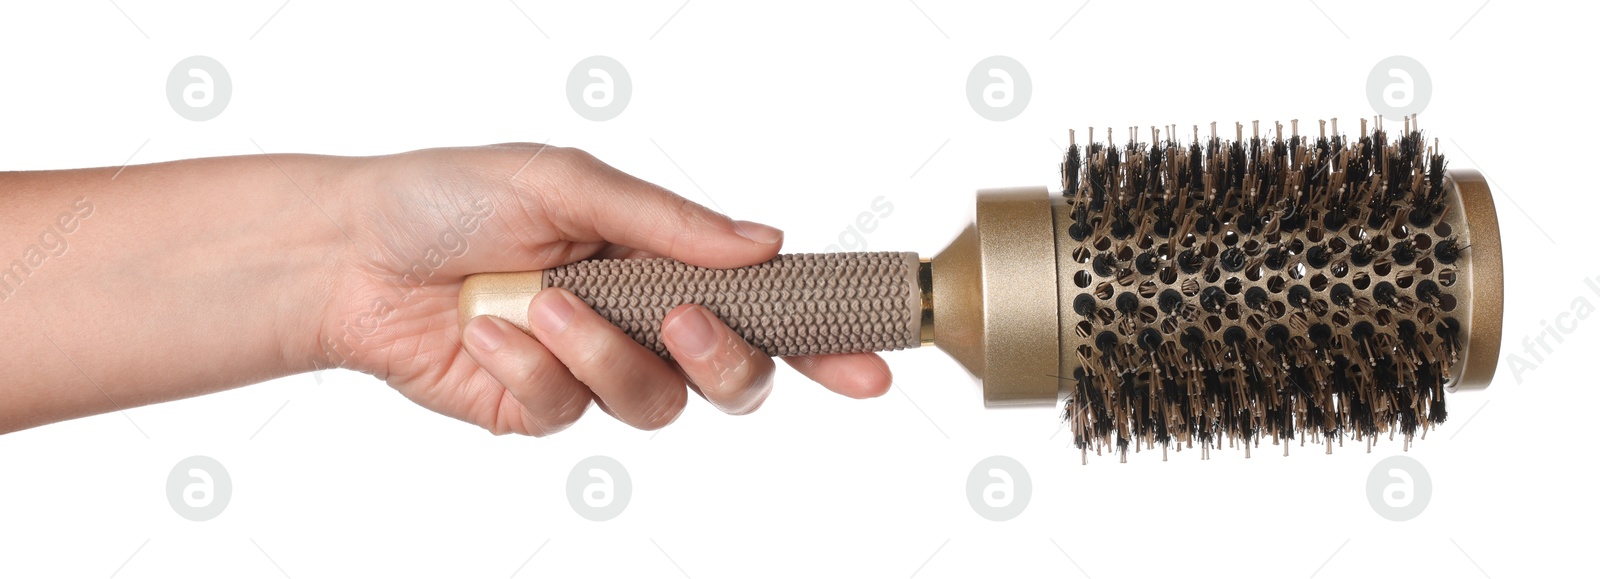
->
<box><xmin>488</xmin><ymin>341</ymin><xmax>594</xmax><ymax>436</ymax></box>
<box><xmin>510</xmin><ymin>354</ymin><xmax>548</xmax><ymax>392</ymax></box>
<box><xmin>572</xmin><ymin>335</ymin><xmax>629</xmax><ymax>377</ymax></box>
<box><xmin>542</xmin><ymin>388</ymin><xmax>591</xmax><ymax>434</ymax></box>
<box><xmin>562</xmin><ymin>146</ymin><xmax>598</xmax><ymax>163</ymax></box>
<box><xmin>558</xmin><ymin>319</ymin><xmax>685</xmax><ymax>431</ymax></box>
<box><xmin>486</xmin><ymin>389</ymin><xmax>524</xmax><ymax>437</ymax></box>
<box><xmin>558</xmin><ymin>308</ymin><xmax>627</xmax><ymax>370</ymax></box>
<box><xmin>551</xmin><ymin>146</ymin><xmax>603</xmax><ymax>173</ymax></box>
<box><xmin>634</xmin><ymin>381</ymin><xmax>687</xmax><ymax>430</ymax></box>
<box><xmin>494</xmin><ymin>142</ymin><xmax>553</xmax><ymax>155</ymax></box>
<box><xmin>512</xmin><ymin>146</ymin><xmax>591</xmax><ymax>190</ymax></box>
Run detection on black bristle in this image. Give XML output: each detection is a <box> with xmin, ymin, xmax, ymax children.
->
<box><xmin>1264</xmin><ymin>324</ymin><xmax>1291</xmax><ymax>350</ymax></box>
<box><xmin>1304</xmin><ymin>245</ymin><xmax>1331</xmax><ymax>269</ymax></box>
<box><xmin>1068</xmin><ymin>222</ymin><xmax>1091</xmax><ymax>242</ymax></box>
<box><xmin>1428</xmin><ymin>153</ymin><xmax>1447</xmax><ymax>201</ymax></box>
<box><xmin>1219</xmin><ymin>247</ymin><xmax>1247</xmax><ymax>272</ymax></box>
<box><xmin>1374</xmin><ymin>281</ymin><xmax>1398</xmax><ymax>307</ymax></box>
<box><xmin>1095</xmin><ymin>331</ymin><xmax>1119</xmax><ymax>353</ymax></box>
<box><xmin>1223</xmin><ymin>326</ymin><xmax>1248</xmax><ymax>347</ymax></box>
<box><xmin>1188</xmin><ymin>141</ymin><xmax>1205</xmax><ymax>190</ymax></box>
<box><xmin>1110</xmin><ymin>215</ymin><xmax>1135</xmax><ymax>240</ymax></box>
<box><xmin>1073</xmin><ymin>293</ymin><xmax>1097</xmax><ymax>317</ymax></box>
<box><xmin>1263</xmin><ymin>248</ymin><xmax>1287</xmax><ymax>270</ymax></box>
<box><xmin>1366</xmin><ymin>206</ymin><xmax>1392</xmax><ymax>230</ymax></box>
<box><xmin>1308</xmin><ymin>323</ymin><xmax>1332</xmax><ymax>348</ymax></box>
<box><xmin>1287</xmin><ymin>285</ymin><xmax>1312</xmax><ymax>309</ymax></box>
<box><xmin>1234</xmin><ymin>214</ymin><xmax>1257</xmax><ymax>235</ymax></box>
<box><xmin>1350</xmin><ymin>321</ymin><xmax>1375</xmax><ymax>342</ymax></box>
<box><xmin>1179</xmin><ymin>327</ymin><xmax>1206</xmax><ymax>353</ymax></box>
<box><xmin>1349</xmin><ymin>242</ymin><xmax>1375</xmax><ymax>266</ymax></box>
<box><xmin>1323</xmin><ymin>206</ymin><xmax>1348</xmax><ymax>231</ymax></box>
<box><xmin>1153</xmin><ymin>214</ymin><xmax>1177</xmax><ymax>238</ymax></box>
<box><xmin>1330</xmin><ymin>283</ymin><xmax>1354</xmax><ymax>307</ymax></box>
<box><xmin>1416</xmin><ymin>279</ymin><xmax>1441</xmax><ymax>305</ymax></box>
<box><xmin>1177</xmin><ymin>249</ymin><xmax>1204</xmax><ymax>274</ymax></box>
<box><xmin>1135</xmin><ymin>252</ymin><xmax>1160</xmax><ymax>275</ymax></box>
<box><xmin>1434</xmin><ymin>237</ymin><xmax>1462</xmax><ymax>264</ymax></box>
<box><xmin>1158</xmin><ymin>289</ymin><xmax>1185</xmax><ymax>314</ymax></box>
<box><xmin>1138</xmin><ymin>328</ymin><xmax>1164</xmax><ymax>352</ymax></box>
<box><xmin>1408</xmin><ymin>205</ymin><xmax>1437</xmax><ymax>228</ymax></box>
<box><xmin>1392</xmin><ymin>241</ymin><xmax>1417</xmax><ymax>266</ymax></box>
<box><xmin>1092</xmin><ymin>252</ymin><xmax>1118</xmax><ymax>277</ymax></box>
<box><xmin>1397</xmin><ymin>319</ymin><xmax>1419</xmax><ymax>340</ymax></box>
<box><xmin>1438</xmin><ymin>317</ymin><xmax>1463</xmax><ymax>350</ymax></box>
<box><xmin>1115</xmin><ymin>292</ymin><xmax>1139</xmax><ymax>315</ymax></box>
<box><xmin>1063</xmin><ymin>144</ymin><xmax>1082</xmax><ymax>197</ymax></box>
<box><xmin>1199</xmin><ymin>286</ymin><xmax>1227</xmax><ymax>313</ymax></box>
<box><xmin>1244</xmin><ymin>287</ymin><xmax>1270</xmax><ymax>310</ymax></box>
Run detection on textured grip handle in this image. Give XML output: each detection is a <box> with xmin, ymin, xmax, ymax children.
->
<box><xmin>545</xmin><ymin>252</ymin><xmax>923</xmax><ymax>358</ymax></box>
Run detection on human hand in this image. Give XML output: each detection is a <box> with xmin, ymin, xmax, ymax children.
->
<box><xmin>315</xmin><ymin>144</ymin><xmax>893</xmax><ymax>435</ymax></box>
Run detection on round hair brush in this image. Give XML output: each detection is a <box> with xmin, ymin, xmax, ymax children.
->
<box><xmin>459</xmin><ymin>117</ymin><xmax>1502</xmax><ymax>460</ymax></box>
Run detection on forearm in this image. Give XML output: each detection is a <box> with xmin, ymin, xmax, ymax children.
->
<box><xmin>0</xmin><ymin>154</ymin><xmax>352</xmax><ymax>432</ymax></box>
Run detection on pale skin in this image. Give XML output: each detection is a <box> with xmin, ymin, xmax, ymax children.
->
<box><xmin>0</xmin><ymin>144</ymin><xmax>893</xmax><ymax>435</ymax></box>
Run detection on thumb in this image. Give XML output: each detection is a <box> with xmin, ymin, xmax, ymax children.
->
<box><xmin>531</xmin><ymin>148</ymin><xmax>783</xmax><ymax>268</ymax></box>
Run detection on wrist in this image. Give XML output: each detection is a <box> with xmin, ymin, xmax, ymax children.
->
<box><xmin>270</xmin><ymin>154</ymin><xmax>369</xmax><ymax>375</ymax></box>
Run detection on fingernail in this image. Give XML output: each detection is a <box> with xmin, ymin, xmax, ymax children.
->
<box><xmin>664</xmin><ymin>306</ymin><xmax>718</xmax><ymax>358</ymax></box>
<box><xmin>467</xmin><ymin>317</ymin><xmax>505</xmax><ymax>352</ymax></box>
<box><xmin>733</xmin><ymin>220</ymin><xmax>783</xmax><ymax>245</ymax></box>
<box><xmin>530</xmin><ymin>291</ymin><xmax>575</xmax><ymax>335</ymax></box>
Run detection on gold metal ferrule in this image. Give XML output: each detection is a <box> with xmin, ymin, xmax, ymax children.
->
<box><xmin>918</xmin><ymin>259</ymin><xmax>934</xmax><ymax>346</ymax></box>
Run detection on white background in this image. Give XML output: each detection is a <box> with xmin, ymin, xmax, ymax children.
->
<box><xmin>1</xmin><ymin>1</ymin><xmax>1595</xmax><ymax>577</ymax></box>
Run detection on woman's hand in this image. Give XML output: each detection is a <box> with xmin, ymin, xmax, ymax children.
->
<box><xmin>316</xmin><ymin>144</ymin><xmax>893</xmax><ymax>435</ymax></box>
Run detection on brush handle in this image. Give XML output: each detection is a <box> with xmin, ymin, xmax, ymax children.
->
<box><xmin>458</xmin><ymin>252</ymin><xmax>925</xmax><ymax>358</ymax></box>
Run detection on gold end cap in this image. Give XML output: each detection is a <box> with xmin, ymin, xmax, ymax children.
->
<box><xmin>458</xmin><ymin>271</ymin><xmax>544</xmax><ymax>334</ymax></box>
<box><xmin>1448</xmin><ymin>169</ymin><xmax>1503</xmax><ymax>391</ymax></box>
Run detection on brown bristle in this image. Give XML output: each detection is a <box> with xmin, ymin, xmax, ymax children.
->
<box><xmin>1059</xmin><ymin>116</ymin><xmax>1459</xmax><ymax>461</ymax></box>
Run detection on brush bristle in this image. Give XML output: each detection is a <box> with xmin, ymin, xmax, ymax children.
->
<box><xmin>1060</xmin><ymin>118</ymin><xmax>1462</xmax><ymax>462</ymax></box>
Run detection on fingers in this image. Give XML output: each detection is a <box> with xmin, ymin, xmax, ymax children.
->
<box><xmin>526</xmin><ymin>147</ymin><xmax>784</xmax><ymax>269</ymax></box>
<box><xmin>525</xmin><ymin>288</ymin><xmax>688</xmax><ymax>430</ymax></box>
<box><xmin>661</xmin><ymin>305</ymin><xmax>775</xmax><ymax>415</ymax></box>
<box><xmin>464</xmin><ymin>293</ymin><xmax>892</xmax><ymax>434</ymax></box>
<box><xmin>783</xmin><ymin>353</ymin><xmax>893</xmax><ymax>399</ymax></box>
<box><xmin>460</xmin><ymin>315</ymin><xmax>592</xmax><ymax>436</ymax></box>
